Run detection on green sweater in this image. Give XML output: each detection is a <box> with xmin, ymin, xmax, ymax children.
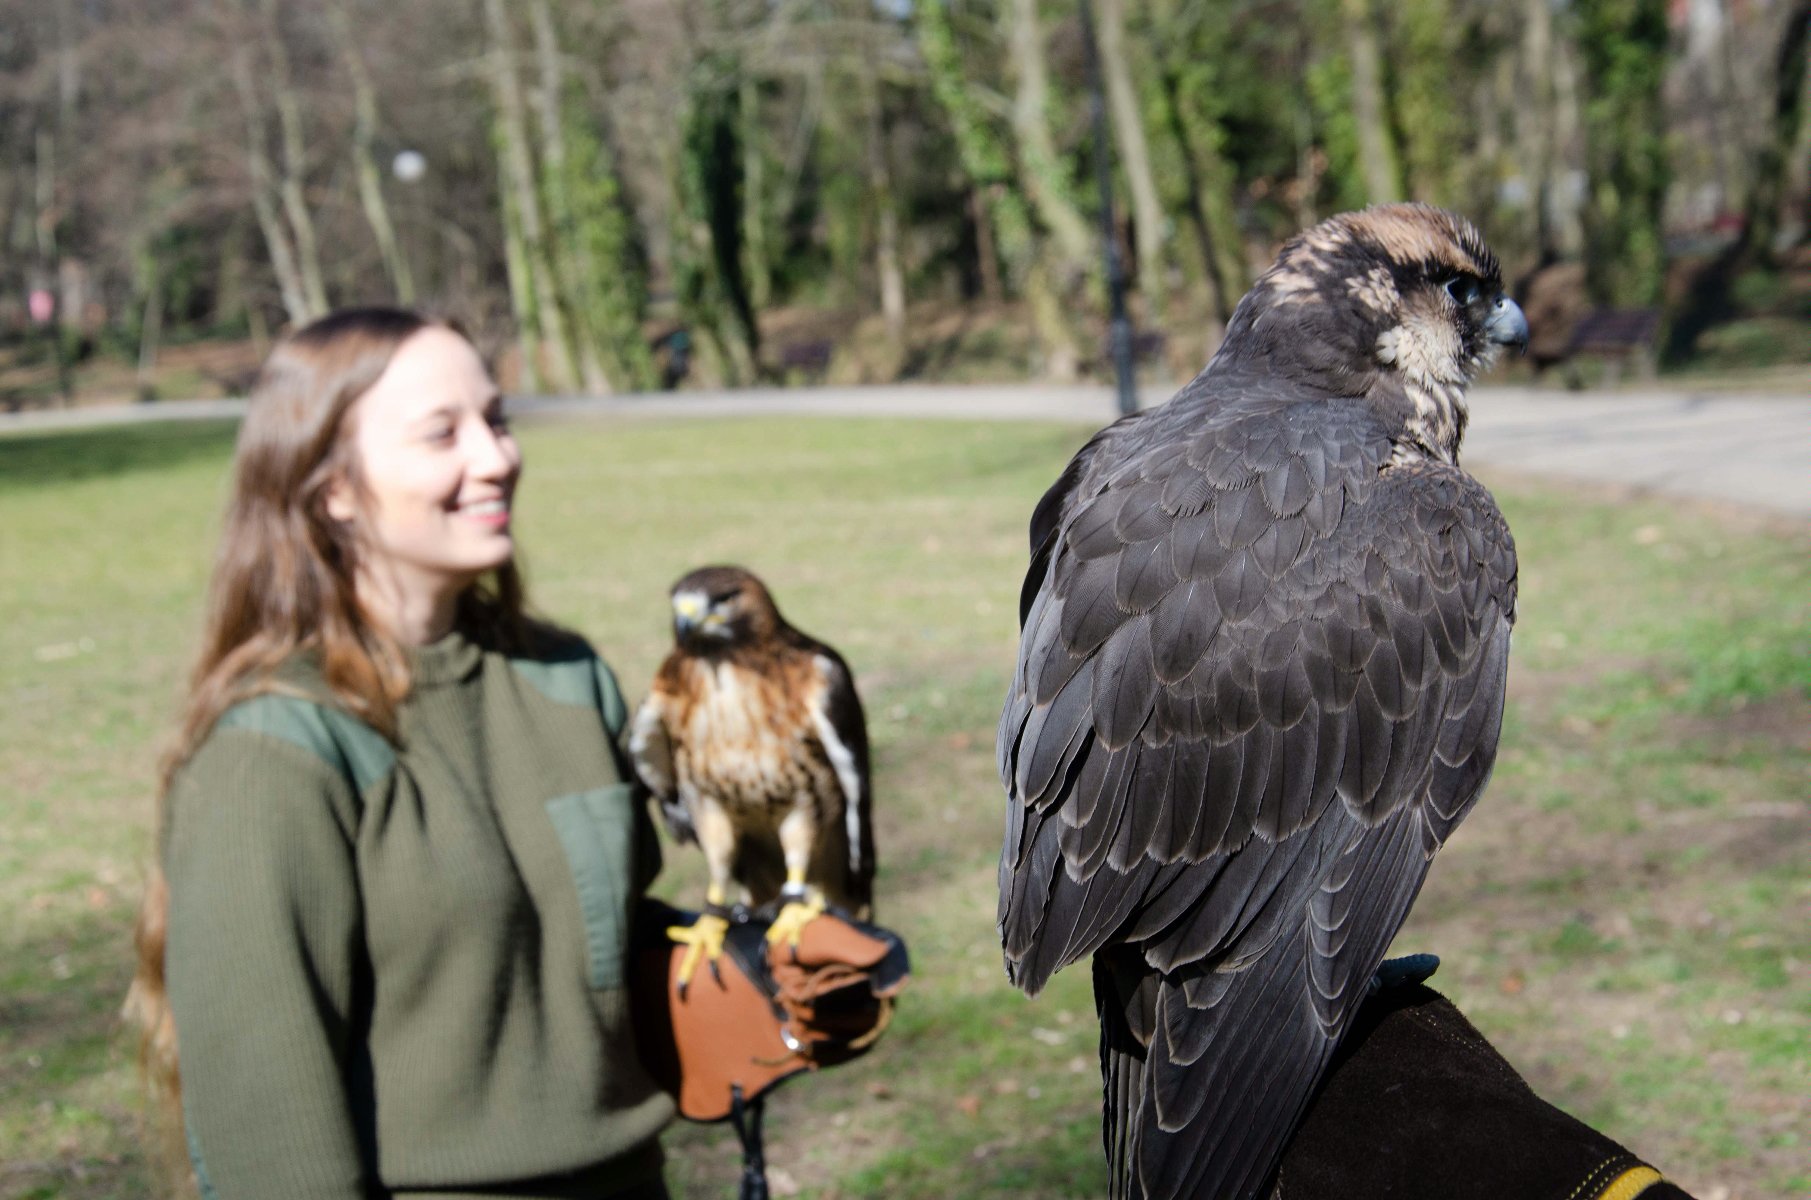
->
<box><xmin>162</xmin><ymin>630</ymin><xmax>675</xmax><ymax>1199</ymax></box>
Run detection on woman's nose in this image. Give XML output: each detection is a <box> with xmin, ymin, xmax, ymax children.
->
<box><xmin>466</xmin><ymin>421</ymin><xmax>520</xmax><ymax>479</ymax></box>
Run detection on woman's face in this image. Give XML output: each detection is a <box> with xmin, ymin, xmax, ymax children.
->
<box><xmin>327</xmin><ymin>327</ymin><xmax>522</xmax><ymax>621</ymax></box>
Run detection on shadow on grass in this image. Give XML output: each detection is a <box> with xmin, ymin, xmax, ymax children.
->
<box><xmin>1</xmin><ymin>904</ymin><xmax>149</xmax><ymax>1200</ymax></box>
<box><xmin>0</xmin><ymin>421</ymin><xmax>239</xmax><ymax>494</ymax></box>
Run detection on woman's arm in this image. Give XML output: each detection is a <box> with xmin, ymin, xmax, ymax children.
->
<box><xmin>163</xmin><ymin>730</ymin><xmax>373</xmax><ymax>1199</ymax></box>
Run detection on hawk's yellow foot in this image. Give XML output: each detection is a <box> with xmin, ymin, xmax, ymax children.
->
<box><xmin>666</xmin><ymin>910</ymin><xmax>731</xmax><ymax>998</ymax></box>
<box><xmin>765</xmin><ymin>890</ymin><xmax>826</xmax><ymax>952</ymax></box>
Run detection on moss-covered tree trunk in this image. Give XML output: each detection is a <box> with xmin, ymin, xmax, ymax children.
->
<box><xmin>1004</xmin><ymin>0</ymin><xmax>1094</xmax><ymax>278</ymax></box>
<box><xmin>1339</xmin><ymin>0</ymin><xmax>1403</xmax><ymax>204</ymax></box>
<box><xmin>917</xmin><ymin>2</ymin><xmax>1078</xmax><ymax>379</ymax></box>
<box><xmin>1098</xmin><ymin>0</ymin><xmax>1167</xmax><ymax>320</ymax></box>
<box><xmin>485</xmin><ymin>0</ymin><xmax>578</xmax><ymax>392</ymax></box>
<box><xmin>1573</xmin><ymin>0</ymin><xmax>1669</xmax><ymax>307</ymax></box>
<box><xmin>529</xmin><ymin>0</ymin><xmax>610</xmax><ymax>393</ymax></box>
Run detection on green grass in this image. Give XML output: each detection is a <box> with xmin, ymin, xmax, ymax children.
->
<box><xmin>1</xmin><ymin>415</ymin><xmax>1807</xmax><ymax>1199</ymax></box>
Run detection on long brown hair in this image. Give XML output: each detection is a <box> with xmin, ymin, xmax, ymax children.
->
<box><xmin>125</xmin><ymin>308</ymin><xmax>530</xmax><ymax>1170</ymax></box>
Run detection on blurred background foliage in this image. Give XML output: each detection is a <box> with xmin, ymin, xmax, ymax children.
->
<box><xmin>0</xmin><ymin>0</ymin><xmax>1807</xmax><ymax>405</ymax></box>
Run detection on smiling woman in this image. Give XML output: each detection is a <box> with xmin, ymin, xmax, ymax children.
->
<box><xmin>322</xmin><ymin>324</ymin><xmax>524</xmax><ymax>645</ymax></box>
<box><xmin>125</xmin><ymin>309</ymin><xmax>676</xmax><ymax>1200</ymax></box>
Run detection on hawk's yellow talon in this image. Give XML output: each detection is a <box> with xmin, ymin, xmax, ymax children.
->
<box><xmin>765</xmin><ymin>893</ymin><xmax>826</xmax><ymax>951</ymax></box>
<box><xmin>668</xmin><ymin>912</ymin><xmax>731</xmax><ymax>997</ymax></box>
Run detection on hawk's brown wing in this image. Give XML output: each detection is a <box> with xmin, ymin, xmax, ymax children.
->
<box><xmin>997</xmin><ymin>389</ymin><xmax>1516</xmax><ymax>1199</ymax></box>
<box><xmin>804</xmin><ymin>642</ymin><xmax>875</xmax><ymax>914</ymax></box>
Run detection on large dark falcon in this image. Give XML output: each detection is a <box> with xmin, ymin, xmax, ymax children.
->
<box><xmin>997</xmin><ymin>204</ymin><xmax>1529</xmax><ymax>1200</ymax></box>
<box><xmin>632</xmin><ymin>565</ymin><xmax>875</xmax><ymax>987</ymax></box>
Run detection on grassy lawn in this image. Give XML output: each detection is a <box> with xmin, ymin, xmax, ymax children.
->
<box><xmin>1</xmin><ymin>414</ymin><xmax>1805</xmax><ymax>1200</ymax></box>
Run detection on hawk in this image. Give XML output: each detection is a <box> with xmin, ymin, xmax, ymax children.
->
<box><xmin>997</xmin><ymin>204</ymin><xmax>1529</xmax><ymax>1199</ymax></box>
<box><xmin>631</xmin><ymin>565</ymin><xmax>875</xmax><ymax>989</ymax></box>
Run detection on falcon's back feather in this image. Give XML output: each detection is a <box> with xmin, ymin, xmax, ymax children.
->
<box><xmin>998</xmin><ymin>205</ymin><xmax>1519</xmax><ymax>1200</ymax></box>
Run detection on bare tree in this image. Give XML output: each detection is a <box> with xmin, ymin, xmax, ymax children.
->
<box><xmin>252</xmin><ymin>0</ymin><xmax>328</xmax><ymax>315</ymax></box>
<box><xmin>326</xmin><ymin>0</ymin><xmax>415</xmax><ymax>305</ymax></box>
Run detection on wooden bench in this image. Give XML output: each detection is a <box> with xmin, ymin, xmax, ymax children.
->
<box><xmin>774</xmin><ymin>338</ymin><xmax>834</xmax><ymax>384</ymax></box>
<box><xmin>1565</xmin><ymin>307</ymin><xmax>1662</xmax><ymax>384</ymax></box>
<box><xmin>1130</xmin><ymin>329</ymin><xmax>1168</xmax><ymax>363</ymax></box>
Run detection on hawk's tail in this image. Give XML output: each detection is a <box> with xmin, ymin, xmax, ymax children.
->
<box><xmin>1094</xmin><ymin>936</ymin><xmax>1337</xmax><ymax>1200</ymax></box>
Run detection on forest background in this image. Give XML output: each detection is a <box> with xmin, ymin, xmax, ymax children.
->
<box><xmin>4</xmin><ymin>4</ymin><xmax>1810</xmax><ymax>1199</ymax></box>
<box><xmin>1</xmin><ymin>0</ymin><xmax>1808</xmax><ymax>407</ymax></box>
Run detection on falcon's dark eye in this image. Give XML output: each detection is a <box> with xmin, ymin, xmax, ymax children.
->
<box><xmin>711</xmin><ymin>589</ymin><xmax>741</xmax><ymax>606</ymax></box>
<box><xmin>1443</xmin><ymin>275</ymin><xmax>1482</xmax><ymax>307</ymax></box>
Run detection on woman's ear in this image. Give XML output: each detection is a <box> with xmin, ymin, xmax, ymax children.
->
<box><xmin>324</xmin><ymin>474</ymin><xmax>358</xmax><ymax>524</ymax></box>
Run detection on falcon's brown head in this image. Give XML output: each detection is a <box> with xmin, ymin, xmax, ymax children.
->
<box><xmin>668</xmin><ymin>564</ymin><xmax>782</xmax><ymax>651</ymax></box>
<box><xmin>1217</xmin><ymin>204</ymin><xmax>1527</xmax><ymax>457</ymax></box>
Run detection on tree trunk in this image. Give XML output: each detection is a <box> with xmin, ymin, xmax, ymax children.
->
<box><xmin>1098</xmin><ymin>0</ymin><xmax>1167</xmax><ymax>319</ymax></box>
<box><xmin>1153</xmin><ymin>66</ymin><xmax>1230</xmax><ymax>333</ymax></box>
<box><xmin>496</xmin><ymin>138</ymin><xmax>543</xmax><ymax>394</ymax></box>
<box><xmin>675</xmin><ymin>70</ymin><xmax>760</xmax><ymax>387</ymax></box>
<box><xmin>862</xmin><ymin>74</ymin><xmax>906</xmax><ymax>343</ymax></box>
<box><xmin>484</xmin><ymin>0</ymin><xmax>577</xmax><ymax>392</ymax></box>
<box><xmin>1778</xmin><ymin>33</ymin><xmax>1811</xmax><ymax>251</ymax></box>
<box><xmin>970</xmin><ymin>187</ymin><xmax>1004</xmax><ymax>305</ymax></box>
<box><xmin>1004</xmin><ymin>0</ymin><xmax>1095</xmax><ymax>277</ymax></box>
<box><xmin>1748</xmin><ymin>1</ymin><xmax>1811</xmax><ymax>257</ymax></box>
<box><xmin>529</xmin><ymin>0</ymin><xmax>610</xmax><ymax>393</ymax></box>
<box><xmin>325</xmin><ymin>0</ymin><xmax>415</xmax><ymax>305</ymax></box>
<box><xmin>1512</xmin><ymin>0</ymin><xmax>1584</xmax><ymax>260</ymax></box>
<box><xmin>1548</xmin><ymin>22</ymin><xmax>1587</xmax><ymax>257</ymax></box>
<box><xmin>1513</xmin><ymin>0</ymin><xmax>1554</xmax><ymax>255</ymax></box>
<box><xmin>227</xmin><ymin>42</ymin><xmax>312</xmax><ymax>324</ymax></box>
<box><xmin>740</xmin><ymin>73</ymin><xmax>773</xmax><ymax>314</ymax></box>
<box><xmin>916</xmin><ymin>1</ymin><xmax>1078</xmax><ymax>377</ymax></box>
<box><xmin>1340</xmin><ymin>0</ymin><xmax>1403</xmax><ymax>204</ymax></box>
<box><xmin>137</xmin><ymin>259</ymin><xmax>164</xmax><ymax>401</ymax></box>
<box><xmin>254</xmin><ymin>0</ymin><xmax>328</xmax><ymax>316</ymax></box>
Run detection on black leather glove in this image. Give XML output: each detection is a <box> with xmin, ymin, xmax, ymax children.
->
<box><xmin>1274</xmin><ymin>964</ymin><xmax>1694</xmax><ymax>1200</ymax></box>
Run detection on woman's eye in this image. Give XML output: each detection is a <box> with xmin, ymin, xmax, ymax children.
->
<box><xmin>487</xmin><ymin>411</ymin><xmax>512</xmax><ymax>433</ymax></box>
<box><xmin>422</xmin><ymin>424</ymin><xmax>456</xmax><ymax>444</ymax></box>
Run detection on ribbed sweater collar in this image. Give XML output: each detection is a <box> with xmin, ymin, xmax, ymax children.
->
<box><xmin>409</xmin><ymin>628</ymin><xmax>484</xmax><ymax>688</ymax></box>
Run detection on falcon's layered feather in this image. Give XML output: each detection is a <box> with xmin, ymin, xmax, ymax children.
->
<box><xmin>633</xmin><ymin>565</ymin><xmax>875</xmax><ymax>918</ymax></box>
<box><xmin>998</xmin><ymin>205</ymin><xmax>1523</xmax><ymax>1200</ymax></box>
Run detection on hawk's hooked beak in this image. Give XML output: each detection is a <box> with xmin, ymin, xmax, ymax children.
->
<box><xmin>672</xmin><ymin>592</ymin><xmax>707</xmax><ymax>640</ymax></box>
<box><xmin>1485</xmin><ymin>296</ymin><xmax>1530</xmax><ymax>353</ymax></box>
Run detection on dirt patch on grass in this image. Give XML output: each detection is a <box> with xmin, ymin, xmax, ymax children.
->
<box><xmin>1665</xmin><ymin>690</ymin><xmax>1811</xmax><ymax>756</ymax></box>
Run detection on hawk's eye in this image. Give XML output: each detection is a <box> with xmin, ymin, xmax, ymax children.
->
<box><xmin>1443</xmin><ymin>275</ymin><xmax>1482</xmax><ymax>307</ymax></box>
<box><xmin>711</xmin><ymin>589</ymin><xmax>741</xmax><ymax>606</ymax></box>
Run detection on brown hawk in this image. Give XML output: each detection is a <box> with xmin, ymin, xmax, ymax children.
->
<box><xmin>997</xmin><ymin>204</ymin><xmax>1529</xmax><ymax>1199</ymax></box>
<box><xmin>631</xmin><ymin>565</ymin><xmax>875</xmax><ymax>988</ymax></box>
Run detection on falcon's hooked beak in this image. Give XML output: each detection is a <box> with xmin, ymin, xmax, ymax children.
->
<box><xmin>1484</xmin><ymin>295</ymin><xmax>1530</xmax><ymax>354</ymax></box>
<box><xmin>672</xmin><ymin>591</ymin><xmax>707</xmax><ymax>640</ymax></box>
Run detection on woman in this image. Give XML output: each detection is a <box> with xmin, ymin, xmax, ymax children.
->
<box><xmin>127</xmin><ymin>308</ymin><xmax>674</xmax><ymax>1199</ymax></box>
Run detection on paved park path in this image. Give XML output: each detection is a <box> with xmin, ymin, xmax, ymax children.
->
<box><xmin>5</xmin><ymin>382</ymin><xmax>1807</xmax><ymax>518</ymax></box>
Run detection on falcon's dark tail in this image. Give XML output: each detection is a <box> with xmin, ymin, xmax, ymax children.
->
<box><xmin>1093</xmin><ymin>937</ymin><xmax>1337</xmax><ymax>1200</ymax></box>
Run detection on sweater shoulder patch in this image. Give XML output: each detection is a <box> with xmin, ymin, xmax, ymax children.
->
<box><xmin>215</xmin><ymin>694</ymin><xmax>395</xmax><ymax>792</ymax></box>
<box><xmin>508</xmin><ymin>640</ymin><xmax>606</xmax><ymax>699</ymax></box>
